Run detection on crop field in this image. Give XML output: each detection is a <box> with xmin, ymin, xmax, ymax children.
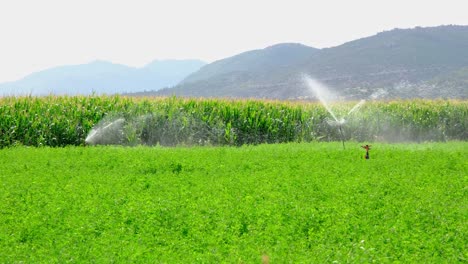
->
<box><xmin>0</xmin><ymin>96</ymin><xmax>467</xmax><ymax>147</ymax></box>
<box><xmin>0</xmin><ymin>142</ymin><xmax>466</xmax><ymax>262</ymax></box>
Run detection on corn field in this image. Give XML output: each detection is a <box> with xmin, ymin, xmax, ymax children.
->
<box><xmin>0</xmin><ymin>96</ymin><xmax>466</xmax><ymax>147</ymax></box>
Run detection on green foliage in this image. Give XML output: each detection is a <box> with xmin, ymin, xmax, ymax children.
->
<box><xmin>0</xmin><ymin>143</ymin><xmax>466</xmax><ymax>262</ymax></box>
<box><xmin>0</xmin><ymin>96</ymin><xmax>467</xmax><ymax>147</ymax></box>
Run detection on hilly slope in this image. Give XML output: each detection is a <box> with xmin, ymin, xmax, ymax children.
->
<box><xmin>0</xmin><ymin>59</ymin><xmax>206</xmax><ymax>96</ymax></box>
<box><xmin>301</xmin><ymin>25</ymin><xmax>468</xmax><ymax>99</ymax></box>
<box><xmin>182</xmin><ymin>43</ymin><xmax>318</xmax><ymax>84</ymax></box>
<box><xmin>158</xmin><ymin>25</ymin><xmax>468</xmax><ymax>99</ymax></box>
<box><xmin>157</xmin><ymin>43</ymin><xmax>319</xmax><ymax>98</ymax></box>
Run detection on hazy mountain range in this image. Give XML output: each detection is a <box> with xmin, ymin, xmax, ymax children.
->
<box><xmin>156</xmin><ymin>25</ymin><xmax>468</xmax><ymax>99</ymax></box>
<box><xmin>0</xmin><ymin>60</ymin><xmax>206</xmax><ymax>96</ymax></box>
<box><xmin>1</xmin><ymin>25</ymin><xmax>467</xmax><ymax>99</ymax></box>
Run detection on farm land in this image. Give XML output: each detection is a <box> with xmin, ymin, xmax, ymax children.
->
<box><xmin>0</xmin><ymin>96</ymin><xmax>466</xmax><ymax>262</ymax></box>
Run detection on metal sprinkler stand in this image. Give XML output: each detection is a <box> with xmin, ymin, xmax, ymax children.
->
<box><xmin>361</xmin><ymin>145</ymin><xmax>371</xmax><ymax>159</ymax></box>
<box><xmin>338</xmin><ymin>124</ymin><xmax>345</xmax><ymax>150</ymax></box>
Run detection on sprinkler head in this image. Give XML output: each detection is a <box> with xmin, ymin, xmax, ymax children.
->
<box><xmin>326</xmin><ymin>118</ymin><xmax>347</xmax><ymax>127</ymax></box>
<box><xmin>361</xmin><ymin>145</ymin><xmax>371</xmax><ymax>159</ymax></box>
<box><xmin>361</xmin><ymin>144</ymin><xmax>371</xmax><ymax>151</ymax></box>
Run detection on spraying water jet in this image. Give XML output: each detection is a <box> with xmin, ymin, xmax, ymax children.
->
<box><xmin>302</xmin><ymin>74</ymin><xmax>368</xmax><ymax>149</ymax></box>
<box><xmin>85</xmin><ymin>117</ymin><xmax>125</xmax><ymax>145</ymax></box>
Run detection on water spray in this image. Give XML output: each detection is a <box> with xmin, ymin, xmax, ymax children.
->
<box><xmin>326</xmin><ymin>118</ymin><xmax>346</xmax><ymax>149</ymax></box>
<box><xmin>303</xmin><ymin>74</ymin><xmax>367</xmax><ymax>149</ymax></box>
<box><xmin>85</xmin><ymin>117</ymin><xmax>125</xmax><ymax>145</ymax></box>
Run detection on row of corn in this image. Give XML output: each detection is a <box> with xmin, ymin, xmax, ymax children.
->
<box><xmin>0</xmin><ymin>96</ymin><xmax>466</xmax><ymax>147</ymax></box>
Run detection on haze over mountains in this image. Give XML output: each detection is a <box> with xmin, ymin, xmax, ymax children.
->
<box><xmin>1</xmin><ymin>25</ymin><xmax>467</xmax><ymax>99</ymax></box>
<box><xmin>158</xmin><ymin>25</ymin><xmax>468</xmax><ymax>99</ymax></box>
<box><xmin>0</xmin><ymin>60</ymin><xmax>206</xmax><ymax>96</ymax></box>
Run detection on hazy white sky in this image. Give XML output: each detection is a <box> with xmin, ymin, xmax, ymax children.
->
<box><xmin>1</xmin><ymin>0</ymin><xmax>467</xmax><ymax>83</ymax></box>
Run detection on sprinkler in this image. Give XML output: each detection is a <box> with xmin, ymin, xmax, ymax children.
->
<box><xmin>327</xmin><ymin>119</ymin><xmax>346</xmax><ymax>149</ymax></box>
<box><xmin>361</xmin><ymin>145</ymin><xmax>371</xmax><ymax>159</ymax></box>
<box><xmin>302</xmin><ymin>75</ymin><xmax>368</xmax><ymax>151</ymax></box>
<box><xmin>338</xmin><ymin>122</ymin><xmax>346</xmax><ymax>150</ymax></box>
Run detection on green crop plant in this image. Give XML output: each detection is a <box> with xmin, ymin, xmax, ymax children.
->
<box><xmin>0</xmin><ymin>142</ymin><xmax>466</xmax><ymax>262</ymax></box>
<box><xmin>0</xmin><ymin>96</ymin><xmax>466</xmax><ymax>147</ymax></box>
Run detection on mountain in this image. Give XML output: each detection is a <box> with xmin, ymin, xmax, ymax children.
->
<box><xmin>158</xmin><ymin>43</ymin><xmax>319</xmax><ymax>98</ymax></box>
<box><xmin>182</xmin><ymin>43</ymin><xmax>318</xmax><ymax>84</ymax></box>
<box><xmin>157</xmin><ymin>25</ymin><xmax>468</xmax><ymax>99</ymax></box>
<box><xmin>300</xmin><ymin>25</ymin><xmax>468</xmax><ymax>99</ymax></box>
<box><xmin>0</xmin><ymin>59</ymin><xmax>206</xmax><ymax>96</ymax></box>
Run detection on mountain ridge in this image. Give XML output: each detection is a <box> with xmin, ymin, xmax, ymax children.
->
<box><xmin>0</xmin><ymin>59</ymin><xmax>206</xmax><ymax>96</ymax></box>
<box><xmin>157</xmin><ymin>25</ymin><xmax>468</xmax><ymax>99</ymax></box>
<box><xmin>2</xmin><ymin>25</ymin><xmax>467</xmax><ymax>99</ymax></box>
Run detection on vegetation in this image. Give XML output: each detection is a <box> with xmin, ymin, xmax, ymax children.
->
<box><xmin>0</xmin><ymin>142</ymin><xmax>466</xmax><ymax>262</ymax></box>
<box><xmin>0</xmin><ymin>96</ymin><xmax>466</xmax><ymax>147</ymax></box>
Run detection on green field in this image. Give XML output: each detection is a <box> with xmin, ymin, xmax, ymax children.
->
<box><xmin>1</xmin><ymin>96</ymin><xmax>467</xmax><ymax>147</ymax></box>
<box><xmin>1</xmin><ymin>142</ymin><xmax>466</xmax><ymax>262</ymax></box>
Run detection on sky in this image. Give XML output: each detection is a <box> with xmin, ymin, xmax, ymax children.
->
<box><xmin>1</xmin><ymin>0</ymin><xmax>467</xmax><ymax>83</ymax></box>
